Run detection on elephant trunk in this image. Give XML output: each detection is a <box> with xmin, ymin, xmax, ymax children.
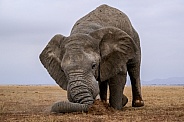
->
<box><xmin>51</xmin><ymin>101</ymin><xmax>89</xmax><ymax>113</ymax></box>
<box><xmin>67</xmin><ymin>80</ymin><xmax>95</xmax><ymax>104</ymax></box>
<box><xmin>51</xmin><ymin>76</ymin><xmax>99</xmax><ymax>113</ymax></box>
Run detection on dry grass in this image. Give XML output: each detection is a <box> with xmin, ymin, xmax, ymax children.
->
<box><xmin>0</xmin><ymin>85</ymin><xmax>184</xmax><ymax>122</ymax></box>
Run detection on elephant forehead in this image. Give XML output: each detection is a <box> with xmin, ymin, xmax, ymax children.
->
<box><xmin>65</xmin><ymin>34</ymin><xmax>91</xmax><ymax>47</ymax></box>
<box><xmin>64</xmin><ymin>34</ymin><xmax>98</xmax><ymax>51</ymax></box>
<box><xmin>64</xmin><ymin>49</ymin><xmax>88</xmax><ymax>62</ymax></box>
<box><xmin>62</xmin><ymin>44</ymin><xmax>100</xmax><ymax>68</ymax></box>
<box><xmin>70</xmin><ymin>53</ymin><xmax>85</xmax><ymax>62</ymax></box>
<box><xmin>65</xmin><ymin>40</ymin><xmax>94</xmax><ymax>51</ymax></box>
<box><xmin>65</xmin><ymin>41</ymin><xmax>83</xmax><ymax>49</ymax></box>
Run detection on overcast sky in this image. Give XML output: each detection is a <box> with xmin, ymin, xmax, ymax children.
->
<box><xmin>0</xmin><ymin>0</ymin><xmax>183</xmax><ymax>85</ymax></box>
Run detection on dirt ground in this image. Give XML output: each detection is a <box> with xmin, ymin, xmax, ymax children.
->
<box><xmin>0</xmin><ymin>85</ymin><xmax>184</xmax><ymax>122</ymax></box>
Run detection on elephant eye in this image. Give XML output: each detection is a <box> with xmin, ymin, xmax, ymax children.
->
<box><xmin>92</xmin><ymin>63</ymin><xmax>97</xmax><ymax>69</ymax></box>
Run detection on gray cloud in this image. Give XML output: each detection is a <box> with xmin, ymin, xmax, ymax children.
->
<box><xmin>0</xmin><ymin>0</ymin><xmax>184</xmax><ymax>84</ymax></box>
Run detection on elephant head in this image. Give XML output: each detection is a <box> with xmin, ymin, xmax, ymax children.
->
<box><xmin>40</xmin><ymin>26</ymin><xmax>138</xmax><ymax>113</ymax></box>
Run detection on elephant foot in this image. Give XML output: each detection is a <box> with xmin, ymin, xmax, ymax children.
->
<box><xmin>122</xmin><ymin>94</ymin><xmax>128</xmax><ymax>107</ymax></box>
<box><xmin>132</xmin><ymin>97</ymin><xmax>144</xmax><ymax>107</ymax></box>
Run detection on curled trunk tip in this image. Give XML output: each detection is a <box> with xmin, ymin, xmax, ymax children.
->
<box><xmin>51</xmin><ymin>101</ymin><xmax>89</xmax><ymax>113</ymax></box>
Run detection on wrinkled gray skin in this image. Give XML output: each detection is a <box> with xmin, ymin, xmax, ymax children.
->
<box><xmin>40</xmin><ymin>4</ymin><xmax>144</xmax><ymax>113</ymax></box>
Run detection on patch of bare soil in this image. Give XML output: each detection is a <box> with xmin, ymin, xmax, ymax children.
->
<box><xmin>1</xmin><ymin>85</ymin><xmax>184</xmax><ymax>122</ymax></box>
<box><xmin>88</xmin><ymin>99</ymin><xmax>115</xmax><ymax>115</ymax></box>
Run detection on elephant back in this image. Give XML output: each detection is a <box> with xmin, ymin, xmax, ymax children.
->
<box><xmin>71</xmin><ymin>4</ymin><xmax>134</xmax><ymax>38</ymax></box>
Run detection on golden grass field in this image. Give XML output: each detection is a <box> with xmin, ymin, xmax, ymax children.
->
<box><xmin>0</xmin><ymin>85</ymin><xmax>184</xmax><ymax>122</ymax></box>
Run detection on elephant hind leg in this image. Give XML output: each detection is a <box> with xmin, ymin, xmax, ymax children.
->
<box><xmin>132</xmin><ymin>97</ymin><xmax>144</xmax><ymax>107</ymax></box>
<box><xmin>127</xmin><ymin>62</ymin><xmax>144</xmax><ymax>107</ymax></box>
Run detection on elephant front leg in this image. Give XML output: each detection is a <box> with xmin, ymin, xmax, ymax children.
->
<box><xmin>127</xmin><ymin>62</ymin><xmax>144</xmax><ymax>107</ymax></box>
<box><xmin>108</xmin><ymin>72</ymin><xmax>127</xmax><ymax>110</ymax></box>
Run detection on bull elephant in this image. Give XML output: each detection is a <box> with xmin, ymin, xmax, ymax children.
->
<box><xmin>40</xmin><ymin>4</ymin><xmax>144</xmax><ymax>113</ymax></box>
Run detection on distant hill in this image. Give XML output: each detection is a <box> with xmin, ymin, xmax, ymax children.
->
<box><xmin>142</xmin><ymin>77</ymin><xmax>184</xmax><ymax>85</ymax></box>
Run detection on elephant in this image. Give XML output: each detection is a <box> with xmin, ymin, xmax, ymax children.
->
<box><xmin>40</xmin><ymin>4</ymin><xmax>144</xmax><ymax>113</ymax></box>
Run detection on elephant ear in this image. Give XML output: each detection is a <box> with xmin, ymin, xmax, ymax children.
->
<box><xmin>39</xmin><ymin>34</ymin><xmax>68</xmax><ymax>90</ymax></box>
<box><xmin>90</xmin><ymin>27</ymin><xmax>138</xmax><ymax>81</ymax></box>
